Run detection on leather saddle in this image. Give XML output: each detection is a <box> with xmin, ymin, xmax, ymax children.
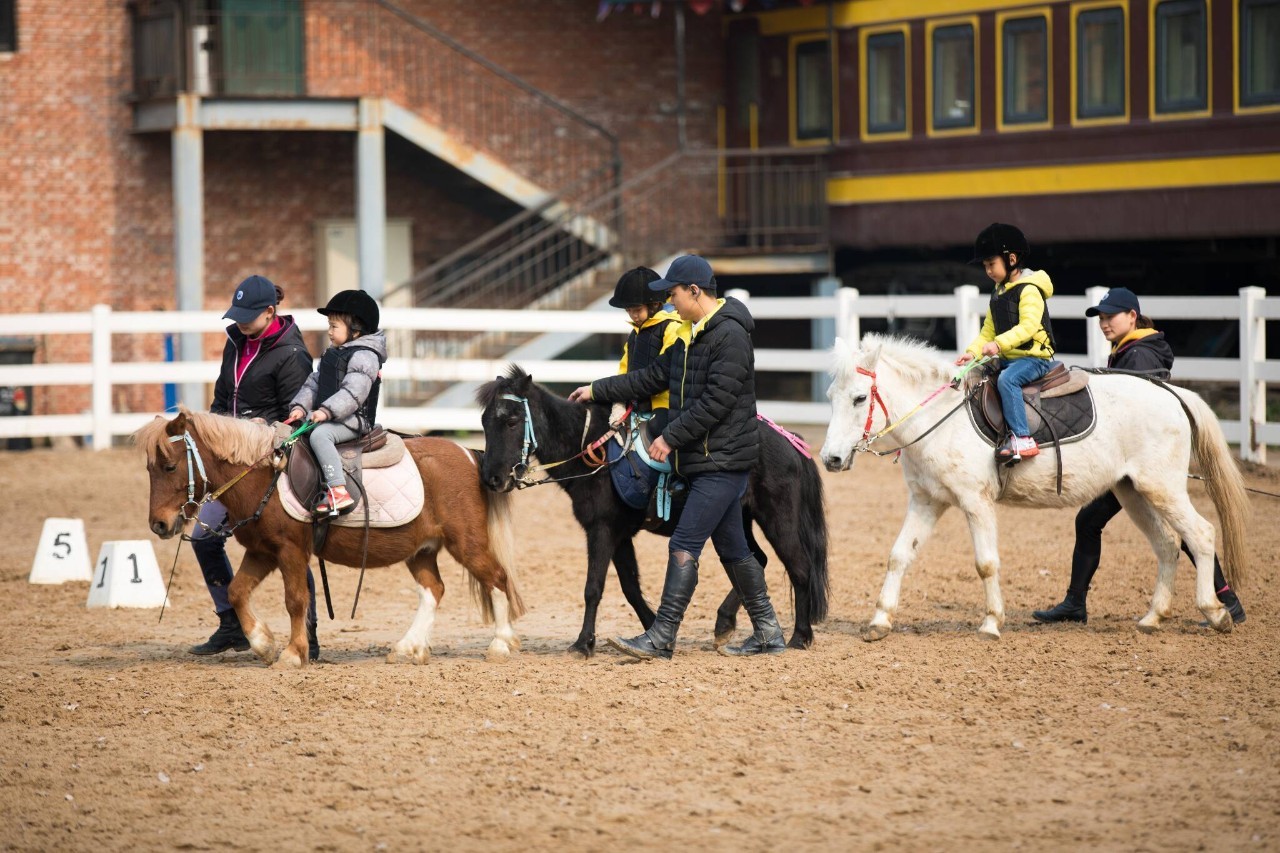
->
<box><xmin>285</xmin><ymin>426</ymin><xmax>403</xmax><ymax>514</ymax></box>
<box><xmin>968</xmin><ymin>363</ymin><xmax>1097</xmax><ymax>448</ymax></box>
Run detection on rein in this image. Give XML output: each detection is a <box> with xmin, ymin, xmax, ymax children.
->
<box><xmin>500</xmin><ymin>393</ymin><xmax>630</xmax><ymax>488</ymax></box>
<box><xmin>159</xmin><ymin>420</ymin><xmax>314</xmax><ymax>623</ymax></box>
<box><xmin>168</xmin><ymin>420</ymin><xmax>314</xmax><ymax>538</ymax></box>
<box><xmin>853</xmin><ymin>356</ymin><xmax>992</xmax><ymax>457</ymax></box>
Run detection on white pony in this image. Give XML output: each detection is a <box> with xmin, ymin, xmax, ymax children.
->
<box><xmin>820</xmin><ymin>334</ymin><xmax>1249</xmax><ymax>640</ymax></box>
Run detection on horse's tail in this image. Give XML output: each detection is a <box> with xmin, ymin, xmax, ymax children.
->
<box><xmin>469</xmin><ymin>487</ymin><xmax>527</xmax><ymax>623</ymax></box>
<box><xmin>1176</xmin><ymin>387</ymin><xmax>1251</xmax><ymax>590</ymax></box>
<box><xmin>797</xmin><ymin>454</ymin><xmax>830</xmax><ymax>624</ymax></box>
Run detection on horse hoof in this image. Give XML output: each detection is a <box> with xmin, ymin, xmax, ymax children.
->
<box><xmin>1137</xmin><ymin>611</ymin><xmax>1164</xmax><ymax>634</ymax></box>
<box><xmin>485</xmin><ymin>640</ymin><xmax>513</xmax><ymax>662</ymax></box>
<box><xmin>976</xmin><ymin>628</ymin><xmax>1001</xmax><ymax>641</ymax></box>
<box><xmin>1203</xmin><ymin>609</ymin><xmax>1233</xmax><ymax>634</ymax></box>
<box><xmin>713</xmin><ymin>631</ymin><xmax>734</xmax><ymax>649</ymax></box>
<box><xmin>787</xmin><ymin>634</ymin><xmax>812</xmax><ymax>651</ymax></box>
<box><xmin>273</xmin><ymin>648</ymin><xmax>305</xmax><ymax>669</ymax></box>
<box><xmin>862</xmin><ymin>624</ymin><xmax>891</xmax><ymax>642</ymax></box>
<box><xmin>387</xmin><ymin>644</ymin><xmax>431</xmax><ymax>665</ymax></box>
<box><xmin>566</xmin><ymin>644</ymin><xmax>593</xmax><ymax>660</ymax></box>
<box><xmin>245</xmin><ymin>625</ymin><xmax>275</xmax><ymax>663</ymax></box>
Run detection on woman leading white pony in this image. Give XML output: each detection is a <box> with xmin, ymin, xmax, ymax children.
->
<box><xmin>820</xmin><ymin>334</ymin><xmax>1249</xmax><ymax>640</ymax></box>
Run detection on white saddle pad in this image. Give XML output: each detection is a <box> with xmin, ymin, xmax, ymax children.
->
<box><xmin>277</xmin><ymin>451</ymin><xmax>425</xmax><ymax>528</ymax></box>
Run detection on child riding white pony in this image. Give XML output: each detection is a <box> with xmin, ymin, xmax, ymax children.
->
<box><xmin>820</xmin><ymin>334</ymin><xmax>1249</xmax><ymax>640</ymax></box>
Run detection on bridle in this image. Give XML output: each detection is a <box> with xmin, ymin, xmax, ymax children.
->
<box><xmin>164</xmin><ymin>421</ymin><xmax>311</xmax><ymax>536</ymax></box>
<box><xmin>850</xmin><ymin>357</ymin><xmax>993</xmax><ymax>457</ymax></box>
<box><xmin>853</xmin><ymin>366</ymin><xmax>892</xmax><ymax>454</ymax></box>
<box><xmin>499</xmin><ymin>393</ymin><xmax>629</xmax><ymax>488</ymax></box>
<box><xmin>168</xmin><ymin>430</ymin><xmax>214</xmax><ymax>524</ymax></box>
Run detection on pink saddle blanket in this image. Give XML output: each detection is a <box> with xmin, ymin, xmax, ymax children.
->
<box><xmin>277</xmin><ymin>451</ymin><xmax>424</xmax><ymax>528</ymax></box>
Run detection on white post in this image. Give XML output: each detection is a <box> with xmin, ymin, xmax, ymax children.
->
<box><xmin>726</xmin><ymin>287</ymin><xmax>750</xmax><ymax>304</ymax></box>
<box><xmin>1239</xmin><ymin>286</ymin><xmax>1266</xmax><ymax>464</ymax></box>
<box><xmin>91</xmin><ymin>304</ymin><xmax>112</xmax><ymax>451</ymax></box>
<box><xmin>954</xmin><ymin>285</ymin><xmax>981</xmax><ymax>356</ymax></box>
<box><xmin>835</xmin><ymin>287</ymin><xmax>859</xmax><ymax>345</ymax></box>
<box><xmin>1084</xmin><ymin>285</ymin><xmax>1109</xmax><ymax>367</ymax></box>
<box><xmin>357</xmin><ymin>98</ymin><xmax>387</xmax><ymax>299</ymax></box>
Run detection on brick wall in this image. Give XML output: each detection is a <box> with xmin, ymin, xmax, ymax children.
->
<box><xmin>0</xmin><ymin>0</ymin><xmax>727</xmax><ymax>419</ymax></box>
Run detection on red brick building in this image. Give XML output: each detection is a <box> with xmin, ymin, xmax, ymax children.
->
<box><xmin>0</xmin><ymin>0</ymin><xmax>732</xmax><ymax>415</ymax></box>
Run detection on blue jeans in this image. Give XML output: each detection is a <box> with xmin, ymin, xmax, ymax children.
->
<box><xmin>668</xmin><ymin>470</ymin><xmax>751</xmax><ymax>562</ymax></box>
<box><xmin>997</xmin><ymin>357</ymin><xmax>1054</xmax><ymax>437</ymax></box>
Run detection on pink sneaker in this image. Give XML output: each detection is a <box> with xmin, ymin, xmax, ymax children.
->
<box><xmin>316</xmin><ymin>485</ymin><xmax>355</xmax><ymax>515</ymax></box>
<box><xmin>998</xmin><ymin>435</ymin><xmax>1039</xmax><ymax>466</ymax></box>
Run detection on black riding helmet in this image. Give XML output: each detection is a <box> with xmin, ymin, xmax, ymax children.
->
<box><xmin>971</xmin><ymin>222</ymin><xmax>1030</xmax><ymax>264</ymax></box>
<box><xmin>971</xmin><ymin>223</ymin><xmax>1030</xmax><ymax>285</ymax></box>
<box><xmin>608</xmin><ymin>267</ymin><xmax>663</xmax><ymax>309</ymax></box>
<box><xmin>318</xmin><ymin>289</ymin><xmax>380</xmax><ymax>335</ymax></box>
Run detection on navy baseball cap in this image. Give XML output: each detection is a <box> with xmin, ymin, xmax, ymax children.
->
<box><xmin>1085</xmin><ymin>287</ymin><xmax>1141</xmax><ymax>317</ymax></box>
<box><xmin>223</xmin><ymin>275</ymin><xmax>279</xmax><ymax>323</ymax></box>
<box><xmin>649</xmin><ymin>255</ymin><xmax>714</xmax><ymax>292</ymax></box>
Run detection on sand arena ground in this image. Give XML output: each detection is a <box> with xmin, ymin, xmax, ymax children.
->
<box><xmin>1</xmin><ymin>435</ymin><xmax>1277</xmax><ymax>851</ymax></box>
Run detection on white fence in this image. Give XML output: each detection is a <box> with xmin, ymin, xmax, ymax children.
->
<box><xmin>0</xmin><ymin>285</ymin><xmax>1274</xmax><ymax>462</ymax></box>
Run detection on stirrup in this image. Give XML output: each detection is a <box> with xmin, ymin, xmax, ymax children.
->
<box><xmin>315</xmin><ymin>486</ymin><xmax>354</xmax><ymax>516</ymax></box>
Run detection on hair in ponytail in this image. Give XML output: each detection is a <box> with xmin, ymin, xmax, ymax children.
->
<box><xmin>1136</xmin><ymin>313</ymin><xmax>1154</xmax><ymax>329</ymax></box>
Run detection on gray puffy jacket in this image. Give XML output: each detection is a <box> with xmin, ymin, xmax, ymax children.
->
<box><xmin>290</xmin><ymin>330</ymin><xmax>387</xmax><ymax>432</ymax></box>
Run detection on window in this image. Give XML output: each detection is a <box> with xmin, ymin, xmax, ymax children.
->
<box><xmin>0</xmin><ymin>1</ymin><xmax>16</xmax><ymax>53</ymax></box>
<box><xmin>1241</xmin><ymin>0</ymin><xmax>1280</xmax><ymax>107</ymax></box>
<box><xmin>933</xmin><ymin>23</ymin><xmax>976</xmax><ymax>130</ymax></box>
<box><xmin>1003</xmin><ymin>15</ymin><xmax>1050</xmax><ymax>125</ymax></box>
<box><xmin>1155</xmin><ymin>0</ymin><xmax>1208</xmax><ymax>113</ymax></box>
<box><xmin>793</xmin><ymin>38</ymin><xmax>833</xmax><ymax>143</ymax></box>
<box><xmin>866</xmin><ymin>31</ymin><xmax>907</xmax><ymax>134</ymax></box>
<box><xmin>731</xmin><ymin>32</ymin><xmax>760</xmax><ymax>132</ymax></box>
<box><xmin>1077</xmin><ymin>7</ymin><xmax>1126</xmax><ymax>119</ymax></box>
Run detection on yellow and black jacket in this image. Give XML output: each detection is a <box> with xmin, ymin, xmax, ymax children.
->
<box><xmin>618</xmin><ymin>309</ymin><xmax>680</xmax><ymax>414</ymax></box>
<box><xmin>965</xmin><ymin>269</ymin><xmax>1056</xmax><ymax>361</ymax></box>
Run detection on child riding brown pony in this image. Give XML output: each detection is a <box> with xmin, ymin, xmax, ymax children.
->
<box><xmin>136</xmin><ymin>409</ymin><xmax>523</xmax><ymax>667</ymax></box>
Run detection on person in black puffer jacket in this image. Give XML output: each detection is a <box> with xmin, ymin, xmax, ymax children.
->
<box><xmin>569</xmin><ymin>255</ymin><xmax>785</xmax><ymax>659</ymax></box>
<box><xmin>1033</xmin><ymin>287</ymin><xmax>1246</xmax><ymax>626</ymax></box>
<box><xmin>191</xmin><ymin>276</ymin><xmax>323</xmax><ymax>660</ymax></box>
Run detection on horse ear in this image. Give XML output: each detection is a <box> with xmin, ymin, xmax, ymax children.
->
<box><xmin>863</xmin><ymin>342</ymin><xmax>883</xmax><ymax>371</ymax></box>
<box><xmin>166</xmin><ymin>409</ymin><xmax>190</xmax><ymax>437</ymax></box>
<box><xmin>513</xmin><ymin>371</ymin><xmax>532</xmax><ymax>395</ymax></box>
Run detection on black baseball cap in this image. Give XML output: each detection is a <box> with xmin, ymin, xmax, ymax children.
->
<box><xmin>649</xmin><ymin>255</ymin><xmax>714</xmax><ymax>292</ymax></box>
<box><xmin>1085</xmin><ymin>287</ymin><xmax>1141</xmax><ymax>317</ymax></box>
<box><xmin>223</xmin><ymin>275</ymin><xmax>278</xmax><ymax>324</ymax></box>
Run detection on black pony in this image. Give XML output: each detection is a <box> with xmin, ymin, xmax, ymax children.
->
<box><xmin>477</xmin><ymin>366</ymin><xmax>829</xmax><ymax>657</ymax></box>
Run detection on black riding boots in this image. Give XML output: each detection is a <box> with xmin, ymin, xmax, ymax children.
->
<box><xmin>1032</xmin><ymin>594</ymin><xmax>1088</xmax><ymax>624</ymax></box>
<box><xmin>719</xmin><ymin>556</ymin><xmax>787</xmax><ymax>656</ymax></box>
<box><xmin>190</xmin><ymin>608</ymin><xmax>251</xmax><ymax>655</ymax></box>
<box><xmin>189</xmin><ymin>538</ymin><xmax>250</xmax><ymax>655</ymax></box>
<box><xmin>608</xmin><ymin>551</ymin><xmax>699</xmax><ymax>660</ymax></box>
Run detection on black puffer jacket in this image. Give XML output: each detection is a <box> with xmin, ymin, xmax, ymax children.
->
<box><xmin>211</xmin><ymin>316</ymin><xmax>314</xmax><ymax>422</ymax></box>
<box><xmin>591</xmin><ymin>297</ymin><xmax>758</xmax><ymax>475</ymax></box>
<box><xmin>1109</xmin><ymin>330</ymin><xmax>1175</xmax><ymax>379</ymax></box>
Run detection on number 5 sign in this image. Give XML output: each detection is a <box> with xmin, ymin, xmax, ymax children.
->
<box><xmin>29</xmin><ymin>518</ymin><xmax>91</xmax><ymax>584</ymax></box>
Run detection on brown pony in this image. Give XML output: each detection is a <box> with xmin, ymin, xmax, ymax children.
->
<box><xmin>135</xmin><ymin>409</ymin><xmax>524</xmax><ymax>667</ymax></box>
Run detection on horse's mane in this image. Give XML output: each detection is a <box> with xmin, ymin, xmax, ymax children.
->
<box><xmin>835</xmin><ymin>333</ymin><xmax>954</xmax><ymax>388</ymax></box>
<box><xmin>132</xmin><ymin>408</ymin><xmax>275</xmax><ymax>466</ymax></box>
<box><xmin>474</xmin><ymin>363</ymin><xmax>531</xmax><ymax>409</ymax></box>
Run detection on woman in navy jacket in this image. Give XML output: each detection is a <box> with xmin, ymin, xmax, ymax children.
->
<box><xmin>1033</xmin><ymin>288</ymin><xmax>1245</xmax><ymax>625</ymax></box>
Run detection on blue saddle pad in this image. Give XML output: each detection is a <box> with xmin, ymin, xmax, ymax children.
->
<box><xmin>607</xmin><ymin>440</ymin><xmax>660</xmax><ymax>510</ymax></box>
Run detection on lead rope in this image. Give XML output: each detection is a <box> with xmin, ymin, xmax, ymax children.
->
<box><xmin>158</xmin><ymin>420</ymin><xmax>315</xmax><ymax>623</ymax></box>
<box><xmin>857</xmin><ymin>356</ymin><xmax>993</xmax><ymax>456</ymax></box>
<box><xmin>500</xmin><ymin>393</ymin><xmax>630</xmax><ymax>487</ymax></box>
